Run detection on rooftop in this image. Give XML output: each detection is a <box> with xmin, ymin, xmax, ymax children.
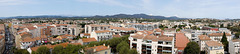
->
<box><xmin>175</xmin><ymin>33</ymin><xmax>190</xmax><ymax>50</ymax></box>
<box><xmin>198</xmin><ymin>35</ymin><xmax>211</xmax><ymax>41</ymax></box>
<box><xmin>205</xmin><ymin>41</ymin><xmax>223</xmax><ymax>47</ymax></box>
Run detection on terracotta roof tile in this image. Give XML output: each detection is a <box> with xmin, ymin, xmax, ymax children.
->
<box><xmin>22</xmin><ymin>37</ymin><xmax>36</xmax><ymax>42</ymax></box>
<box><xmin>82</xmin><ymin>38</ymin><xmax>97</xmax><ymax>43</ymax></box>
<box><xmin>198</xmin><ymin>35</ymin><xmax>211</xmax><ymax>41</ymax></box>
<box><xmin>205</xmin><ymin>41</ymin><xmax>223</xmax><ymax>47</ymax></box>
<box><xmin>27</xmin><ymin>27</ymin><xmax>37</xmax><ymax>30</ymax></box>
<box><xmin>113</xmin><ymin>35</ymin><xmax>121</xmax><ymax>38</ymax></box>
<box><xmin>95</xmin><ymin>30</ymin><xmax>111</xmax><ymax>33</ymax></box>
<box><xmin>85</xmin><ymin>45</ymin><xmax>110</xmax><ymax>52</ymax></box>
<box><xmin>232</xmin><ymin>39</ymin><xmax>240</xmax><ymax>42</ymax></box>
<box><xmin>208</xmin><ymin>33</ymin><xmax>231</xmax><ymax>36</ymax></box>
<box><xmin>176</xmin><ymin>33</ymin><xmax>190</xmax><ymax>50</ymax></box>
<box><xmin>109</xmin><ymin>26</ymin><xmax>136</xmax><ymax>31</ymax></box>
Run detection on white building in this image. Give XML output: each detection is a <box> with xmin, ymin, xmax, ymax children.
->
<box><xmin>90</xmin><ymin>30</ymin><xmax>113</xmax><ymax>41</ymax></box>
<box><xmin>198</xmin><ymin>35</ymin><xmax>211</xmax><ymax>51</ymax></box>
<box><xmin>129</xmin><ymin>31</ymin><xmax>175</xmax><ymax>54</ymax></box>
<box><xmin>126</xmin><ymin>23</ymin><xmax>158</xmax><ymax>31</ymax></box>
<box><xmin>229</xmin><ymin>39</ymin><xmax>240</xmax><ymax>54</ymax></box>
<box><xmin>208</xmin><ymin>33</ymin><xmax>232</xmax><ymax>41</ymax></box>
<box><xmin>205</xmin><ymin>41</ymin><xmax>224</xmax><ymax>54</ymax></box>
<box><xmin>85</xmin><ymin>24</ymin><xmax>110</xmax><ymax>34</ymax></box>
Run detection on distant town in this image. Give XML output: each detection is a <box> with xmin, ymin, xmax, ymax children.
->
<box><xmin>0</xmin><ymin>17</ymin><xmax>239</xmax><ymax>54</ymax></box>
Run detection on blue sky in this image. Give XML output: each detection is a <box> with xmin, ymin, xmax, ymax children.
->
<box><xmin>0</xmin><ymin>0</ymin><xmax>240</xmax><ymax>19</ymax></box>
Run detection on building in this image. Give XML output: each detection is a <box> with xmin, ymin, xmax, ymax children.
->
<box><xmin>198</xmin><ymin>35</ymin><xmax>211</xmax><ymax>51</ymax></box>
<box><xmin>208</xmin><ymin>33</ymin><xmax>232</xmax><ymax>41</ymax></box>
<box><xmin>90</xmin><ymin>30</ymin><xmax>113</xmax><ymax>41</ymax></box>
<box><xmin>84</xmin><ymin>45</ymin><xmax>111</xmax><ymax>54</ymax></box>
<box><xmin>126</xmin><ymin>23</ymin><xmax>158</xmax><ymax>31</ymax></box>
<box><xmin>109</xmin><ymin>26</ymin><xmax>136</xmax><ymax>35</ymax></box>
<box><xmin>175</xmin><ymin>33</ymin><xmax>190</xmax><ymax>54</ymax></box>
<box><xmin>205</xmin><ymin>41</ymin><xmax>224</xmax><ymax>54</ymax></box>
<box><xmin>229</xmin><ymin>39</ymin><xmax>240</xmax><ymax>54</ymax></box>
<box><xmin>79</xmin><ymin>38</ymin><xmax>97</xmax><ymax>45</ymax></box>
<box><xmin>129</xmin><ymin>31</ymin><xmax>175</xmax><ymax>54</ymax></box>
<box><xmin>85</xmin><ymin>24</ymin><xmax>110</xmax><ymax>34</ymax></box>
<box><xmin>0</xmin><ymin>35</ymin><xmax>5</xmax><ymax>54</ymax></box>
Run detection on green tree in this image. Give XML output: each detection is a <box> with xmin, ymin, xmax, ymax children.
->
<box><xmin>184</xmin><ymin>42</ymin><xmax>200</xmax><ymax>54</ymax></box>
<box><xmin>128</xmin><ymin>49</ymin><xmax>138</xmax><ymax>54</ymax></box>
<box><xmin>221</xmin><ymin>32</ymin><xmax>229</xmax><ymax>52</ymax></box>
<box><xmin>63</xmin><ymin>44</ymin><xmax>83</xmax><ymax>54</ymax></box>
<box><xmin>116</xmin><ymin>41</ymin><xmax>129</xmax><ymax>52</ymax></box>
<box><xmin>52</xmin><ymin>45</ymin><xmax>64</xmax><ymax>54</ymax></box>
<box><xmin>36</xmin><ymin>46</ymin><xmax>50</xmax><ymax>54</ymax></box>
<box><xmin>235</xmin><ymin>32</ymin><xmax>240</xmax><ymax>39</ymax></box>
<box><xmin>14</xmin><ymin>49</ymin><xmax>30</xmax><ymax>54</ymax></box>
<box><xmin>118</xmin><ymin>46</ymin><xmax>129</xmax><ymax>54</ymax></box>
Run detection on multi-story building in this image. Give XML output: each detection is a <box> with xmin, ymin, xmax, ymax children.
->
<box><xmin>85</xmin><ymin>24</ymin><xmax>110</xmax><ymax>34</ymax></box>
<box><xmin>129</xmin><ymin>31</ymin><xmax>175</xmax><ymax>54</ymax></box>
<box><xmin>126</xmin><ymin>23</ymin><xmax>158</xmax><ymax>31</ymax></box>
<box><xmin>109</xmin><ymin>26</ymin><xmax>136</xmax><ymax>35</ymax></box>
<box><xmin>0</xmin><ymin>35</ymin><xmax>5</xmax><ymax>54</ymax></box>
<box><xmin>229</xmin><ymin>39</ymin><xmax>240</xmax><ymax>54</ymax></box>
<box><xmin>205</xmin><ymin>41</ymin><xmax>224</xmax><ymax>54</ymax></box>
<box><xmin>90</xmin><ymin>30</ymin><xmax>113</xmax><ymax>41</ymax></box>
<box><xmin>198</xmin><ymin>35</ymin><xmax>211</xmax><ymax>51</ymax></box>
<box><xmin>208</xmin><ymin>33</ymin><xmax>232</xmax><ymax>41</ymax></box>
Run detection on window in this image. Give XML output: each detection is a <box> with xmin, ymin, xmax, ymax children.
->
<box><xmin>105</xmin><ymin>51</ymin><xmax>107</xmax><ymax>54</ymax></box>
<box><xmin>158</xmin><ymin>41</ymin><xmax>163</xmax><ymax>44</ymax></box>
<box><xmin>166</xmin><ymin>42</ymin><xmax>172</xmax><ymax>45</ymax></box>
<box><xmin>146</xmin><ymin>40</ymin><xmax>152</xmax><ymax>43</ymax></box>
<box><xmin>133</xmin><ymin>38</ymin><xmax>137</xmax><ymax>41</ymax></box>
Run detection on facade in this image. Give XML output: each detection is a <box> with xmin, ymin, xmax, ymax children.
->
<box><xmin>229</xmin><ymin>39</ymin><xmax>240</xmax><ymax>54</ymax></box>
<box><xmin>85</xmin><ymin>24</ymin><xmax>110</xmax><ymax>34</ymax></box>
<box><xmin>109</xmin><ymin>26</ymin><xmax>136</xmax><ymax>35</ymax></box>
<box><xmin>126</xmin><ymin>23</ymin><xmax>158</xmax><ymax>31</ymax></box>
<box><xmin>208</xmin><ymin>33</ymin><xmax>232</xmax><ymax>41</ymax></box>
<box><xmin>129</xmin><ymin>32</ymin><xmax>175</xmax><ymax>54</ymax></box>
<box><xmin>198</xmin><ymin>35</ymin><xmax>211</xmax><ymax>51</ymax></box>
<box><xmin>205</xmin><ymin>41</ymin><xmax>224</xmax><ymax>54</ymax></box>
<box><xmin>90</xmin><ymin>30</ymin><xmax>113</xmax><ymax>41</ymax></box>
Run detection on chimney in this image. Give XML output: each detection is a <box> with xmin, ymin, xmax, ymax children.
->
<box><xmin>103</xmin><ymin>44</ymin><xmax>105</xmax><ymax>46</ymax></box>
<box><xmin>107</xmin><ymin>45</ymin><xmax>110</xmax><ymax>48</ymax></box>
<box><xmin>93</xmin><ymin>49</ymin><xmax>96</xmax><ymax>52</ymax></box>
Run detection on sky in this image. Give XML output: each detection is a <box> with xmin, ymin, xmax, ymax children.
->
<box><xmin>0</xmin><ymin>0</ymin><xmax>240</xmax><ymax>19</ymax></box>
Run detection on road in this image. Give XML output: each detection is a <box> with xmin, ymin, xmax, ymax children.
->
<box><xmin>3</xmin><ymin>26</ymin><xmax>14</xmax><ymax>54</ymax></box>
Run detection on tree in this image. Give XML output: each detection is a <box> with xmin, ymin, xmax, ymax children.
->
<box><xmin>235</xmin><ymin>32</ymin><xmax>240</xmax><ymax>39</ymax></box>
<box><xmin>36</xmin><ymin>46</ymin><xmax>50</xmax><ymax>54</ymax></box>
<box><xmin>128</xmin><ymin>49</ymin><xmax>138</xmax><ymax>54</ymax></box>
<box><xmin>52</xmin><ymin>45</ymin><xmax>64</xmax><ymax>54</ymax></box>
<box><xmin>184</xmin><ymin>42</ymin><xmax>200</xmax><ymax>54</ymax></box>
<box><xmin>14</xmin><ymin>49</ymin><xmax>30</xmax><ymax>54</ymax></box>
<box><xmin>63</xmin><ymin>44</ymin><xmax>83</xmax><ymax>54</ymax></box>
<box><xmin>118</xmin><ymin>46</ymin><xmax>129</xmax><ymax>54</ymax></box>
<box><xmin>116</xmin><ymin>41</ymin><xmax>129</xmax><ymax>52</ymax></box>
<box><xmin>221</xmin><ymin>32</ymin><xmax>229</xmax><ymax>52</ymax></box>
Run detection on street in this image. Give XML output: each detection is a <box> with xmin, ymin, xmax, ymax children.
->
<box><xmin>3</xmin><ymin>26</ymin><xmax>14</xmax><ymax>54</ymax></box>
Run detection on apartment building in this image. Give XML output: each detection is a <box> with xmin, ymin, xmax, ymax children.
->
<box><xmin>229</xmin><ymin>39</ymin><xmax>240</xmax><ymax>54</ymax></box>
<box><xmin>129</xmin><ymin>31</ymin><xmax>175</xmax><ymax>54</ymax></box>
<box><xmin>126</xmin><ymin>23</ymin><xmax>158</xmax><ymax>31</ymax></box>
<box><xmin>205</xmin><ymin>41</ymin><xmax>224</xmax><ymax>54</ymax></box>
<box><xmin>208</xmin><ymin>33</ymin><xmax>232</xmax><ymax>41</ymax></box>
<box><xmin>0</xmin><ymin>35</ymin><xmax>5</xmax><ymax>54</ymax></box>
<box><xmin>54</xmin><ymin>24</ymin><xmax>81</xmax><ymax>36</ymax></box>
<box><xmin>85</xmin><ymin>24</ymin><xmax>110</xmax><ymax>34</ymax></box>
<box><xmin>90</xmin><ymin>30</ymin><xmax>113</xmax><ymax>41</ymax></box>
<box><xmin>0</xmin><ymin>24</ymin><xmax>5</xmax><ymax>36</ymax></box>
<box><xmin>163</xmin><ymin>28</ymin><xmax>176</xmax><ymax>37</ymax></box>
<box><xmin>20</xmin><ymin>37</ymin><xmax>36</xmax><ymax>49</ymax></box>
<box><xmin>198</xmin><ymin>35</ymin><xmax>211</xmax><ymax>51</ymax></box>
<box><xmin>79</xmin><ymin>38</ymin><xmax>97</xmax><ymax>45</ymax></box>
<box><xmin>109</xmin><ymin>26</ymin><xmax>136</xmax><ymax>35</ymax></box>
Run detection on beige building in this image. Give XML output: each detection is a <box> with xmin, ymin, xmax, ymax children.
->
<box><xmin>229</xmin><ymin>39</ymin><xmax>240</xmax><ymax>54</ymax></box>
<box><xmin>205</xmin><ymin>41</ymin><xmax>224</xmax><ymax>54</ymax></box>
<box><xmin>208</xmin><ymin>33</ymin><xmax>232</xmax><ymax>41</ymax></box>
<box><xmin>198</xmin><ymin>35</ymin><xmax>211</xmax><ymax>51</ymax></box>
<box><xmin>85</xmin><ymin>24</ymin><xmax>110</xmax><ymax>34</ymax></box>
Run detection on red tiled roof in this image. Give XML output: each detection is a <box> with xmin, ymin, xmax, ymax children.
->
<box><xmin>208</xmin><ymin>33</ymin><xmax>231</xmax><ymax>36</ymax></box>
<box><xmin>175</xmin><ymin>33</ymin><xmax>189</xmax><ymax>50</ymax></box>
<box><xmin>82</xmin><ymin>38</ymin><xmax>97</xmax><ymax>43</ymax></box>
<box><xmin>205</xmin><ymin>41</ymin><xmax>223</xmax><ymax>47</ymax></box>
<box><xmin>198</xmin><ymin>35</ymin><xmax>211</xmax><ymax>41</ymax></box>
<box><xmin>95</xmin><ymin>30</ymin><xmax>111</xmax><ymax>33</ymax></box>
<box><xmin>85</xmin><ymin>45</ymin><xmax>110</xmax><ymax>52</ymax></box>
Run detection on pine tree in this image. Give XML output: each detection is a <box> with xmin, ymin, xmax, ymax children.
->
<box><xmin>221</xmin><ymin>32</ymin><xmax>229</xmax><ymax>52</ymax></box>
